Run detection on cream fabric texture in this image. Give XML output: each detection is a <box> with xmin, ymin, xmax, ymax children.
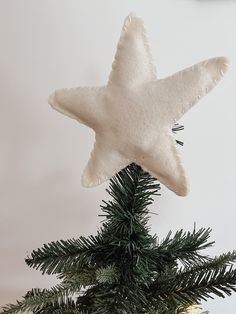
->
<box><xmin>48</xmin><ymin>13</ymin><xmax>228</xmax><ymax>196</ymax></box>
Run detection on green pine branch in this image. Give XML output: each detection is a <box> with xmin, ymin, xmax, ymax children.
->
<box><xmin>25</xmin><ymin>233</ymin><xmax>105</xmax><ymax>275</ymax></box>
<box><xmin>100</xmin><ymin>163</ymin><xmax>160</xmax><ymax>222</ymax></box>
<box><xmin>95</xmin><ymin>265</ymin><xmax>120</xmax><ymax>284</ymax></box>
<box><xmin>76</xmin><ymin>283</ymin><xmax>151</xmax><ymax>314</ymax></box>
<box><xmin>0</xmin><ymin>286</ymin><xmax>79</xmax><ymax>314</ymax></box>
<box><xmin>57</xmin><ymin>267</ymin><xmax>97</xmax><ymax>287</ymax></box>
<box><xmin>179</xmin><ymin>250</ymin><xmax>236</xmax><ymax>275</ymax></box>
<box><xmin>154</xmin><ymin>227</ymin><xmax>214</xmax><ymax>268</ymax></box>
<box><xmin>172</xmin><ymin>123</ymin><xmax>184</xmax><ymax>146</ymax></box>
<box><xmin>149</xmin><ymin>263</ymin><xmax>236</xmax><ymax>309</ymax></box>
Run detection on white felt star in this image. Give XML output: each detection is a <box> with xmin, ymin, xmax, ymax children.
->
<box><xmin>48</xmin><ymin>13</ymin><xmax>228</xmax><ymax>196</ymax></box>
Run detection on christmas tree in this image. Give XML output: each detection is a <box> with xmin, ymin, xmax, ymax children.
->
<box><xmin>1</xmin><ymin>160</ymin><xmax>236</xmax><ymax>313</ymax></box>
<box><xmin>1</xmin><ymin>13</ymin><xmax>235</xmax><ymax>314</ymax></box>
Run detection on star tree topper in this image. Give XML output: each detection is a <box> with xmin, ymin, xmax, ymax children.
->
<box><xmin>49</xmin><ymin>13</ymin><xmax>228</xmax><ymax>196</ymax></box>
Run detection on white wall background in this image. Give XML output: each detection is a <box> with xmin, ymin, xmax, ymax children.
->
<box><xmin>0</xmin><ymin>0</ymin><xmax>235</xmax><ymax>312</ymax></box>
